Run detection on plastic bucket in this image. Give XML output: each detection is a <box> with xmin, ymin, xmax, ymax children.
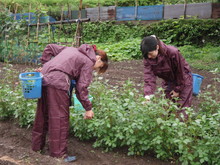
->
<box><xmin>19</xmin><ymin>72</ymin><xmax>43</xmax><ymax>99</ymax></box>
<box><xmin>192</xmin><ymin>73</ymin><xmax>204</xmax><ymax>96</ymax></box>
<box><xmin>73</xmin><ymin>94</ymin><xmax>93</xmax><ymax>111</ymax></box>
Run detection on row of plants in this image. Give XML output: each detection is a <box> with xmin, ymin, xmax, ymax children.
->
<box><xmin>0</xmin><ymin>64</ymin><xmax>219</xmax><ymax>164</ymax></box>
<box><xmin>95</xmin><ymin>39</ymin><xmax>220</xmax><ymax>71</ymax></box>
<box><xmin>1</xmin><ymin>12</ymin><xmax>220</xmax><ymax>71</ymax></box>
<box><xmin>1</xmin><ymin>6</ymin><xmax>220</xmax><ymax>71</ymax></box>
<box><xmin>81</xmin><ymin>19</ymin><xmax>220</xmax><ymax>46</ymax></box>
<box><xmin>2</xmin><ymin>3</ymin><xmax>220</xmax><ymax>46</ymax></box>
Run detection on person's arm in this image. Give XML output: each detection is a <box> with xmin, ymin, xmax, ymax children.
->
<box><xmin>75</xmin><ymin>65</ymin><xmax>93</xmax><ymax>112</ymax></box>
<box><xmin>143</xmin><ymin>59</ymin><xmax>156</xmax><ymax>97</ymax></box>
<box><xmin>171</xmin><ymin>50</ymin><xmax>186</xmax><ymax>93</ymax></box>
<box><xmin>40</xmin><ymin>44</ymin><xmax>66</xmax><ymax>64</ymax></box>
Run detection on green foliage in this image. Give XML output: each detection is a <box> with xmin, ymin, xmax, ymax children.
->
<box><xmin>0</xmin><ymin>7</ymin><xmax>27</xmax><ymax>39</ymax></box>
<box><xmin>142</xmin><ymin>19</ymin><xmax>220</xmax><ymax>46</ymax></box>
<box><xmin>81</xmin><ymin>21</ymin><xmax>143</xmax><ymax>43</ymax></box>
<box><xmin>0</xmin><ymin>64</ymin><xmax>36</xmax><ymax>127</ymax></box>
<box><xmin>70</xmin><ymin>79</ymin><xmax>220</xmax><ymax>164</ymax></box>
<box><xmin>96</xmin><ymin>38</ymin><xmax>141</xmax><ymax>61</ymax></box>
<box><xmin>94</xmin><ymin>40</ymin><xmax>220</xmax><ymax>73</ymax></box>
<box><xmin>0</xmin><ymin>64</ymin><xmax>220</xmax><ymax>164</ymax></box>
<box><xmin>179</xmin><ymin>45</ymin><xmax>220</xmax><ymax>71</ymax></box>
<box><xmin>1</xmin><ymin>0</ymin><xmax>217</xmax><ymax>12</ymax></box>
<box><xmin>63</xmin><ymin>19</ymin><xmax>220</xmax><ymax>47</ymax></box>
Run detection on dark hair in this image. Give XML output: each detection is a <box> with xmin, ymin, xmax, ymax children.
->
<box><xmin>140</xmin><ymin>36</ymin><xmax>159</xmax><ymax>59</ymax></box>
<box><xmin>95</xmin><ymin>50</ymin><xmax>108</xmax><ymax>74</ymax></box>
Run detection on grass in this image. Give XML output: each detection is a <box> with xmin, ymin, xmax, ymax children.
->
<box><xmin>179</xmin><ymin>45</ymin><xmax>220</xmax><ymax>72</ymax></box>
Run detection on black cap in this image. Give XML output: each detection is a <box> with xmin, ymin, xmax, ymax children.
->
<box><xmin>140</xmin><ymin>36</ymin><xmax>158</xmax><ymax>59</ymax></box>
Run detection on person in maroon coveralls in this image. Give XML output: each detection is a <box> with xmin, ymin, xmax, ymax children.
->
<box><xmin>140</xmin><ymin>35</ymin><xmax>193</xmax><ymax>120</ymax></box>
<box><xmin>32</xmin><ymin>44</ymin><xmax>108</xmax><ymax>162</ymax></box>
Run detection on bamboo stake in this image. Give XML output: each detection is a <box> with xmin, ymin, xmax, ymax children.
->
<box><xmin>48</xmin><ymin>23</ymin><xmax>51</xmax><ymax>43</ymax></box>
<box><xmin>115</xmin><ymin>0</ymin><xmax>118</xmax><ymax>6</ymax></box>
<box><xmin>65</xmin><ymin>4</ymin><xmax>68</xmax><ymax>43</ymax></box>
<box><xmin>58</xmin><ymin>6</ymin><xmax>64</xmax><ymax>43</ymax></box>
<box><xmin>36</xmin><ymin>17</ymin><xmax>39</xmax><ymax>42</ymax></box>
<box><xmin>74</xmin><ymin>0</ymin><xmax>83</xmax><ymax>47</ymax></box>
<box><xmin>27</xmin><ymin>4</ymin><xmax>31</xmax><ymax>46</ymax></box>
<box><xmin>68</xmin><ymin>3</ymin><xmax>71</xmax><ymax>19</ymax></box>
<box><xmin>98</xmin><ymin>3</ymin><xmax>100</xmax><ymax>21</ymax></box>
<box><xmin>14</xmin><ymin>3</ymin><xmax>18</xmax><ymax>20</ymax></box>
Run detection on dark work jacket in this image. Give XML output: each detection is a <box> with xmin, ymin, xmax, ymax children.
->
<box><xmin>144</xmin><ymin>41</ymin><xmax>191</xmax><ymax>96</ymax></box>
<box><xmin>40</xmin><ymin>44</ymin><xmax>96</xmax><ymax>111</ymax></box>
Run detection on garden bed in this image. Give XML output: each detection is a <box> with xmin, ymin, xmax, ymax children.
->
<box><xmin>0</xmin><ymin>60</ymin><xmax>219</xmax><ymax>165</ymax></box>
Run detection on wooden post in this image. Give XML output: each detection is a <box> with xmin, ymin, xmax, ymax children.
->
<box><xmin>14</xmin><ymin>3</ymin><xmax>18</xmax><ymax>20</ymax></box>
<box><xmin>184</xmin><ymin>0</ymin><xmax>187</xmax><ymax>19</ymax></box>
<box><xmin>135</xmin><ymin>0</ymin><xmax>138</xmax><ymax>20</ymax></box>
<box><xmin>36</xmin><ymin>17</ymin><xmax>39</xmax><ymax>42</ymax></box>
<box><xmin>27</xmin><ymin>4</ymin><xmax>31</xmax><ymax>46</ymax></box>
<box><xmin>98</xmin><ymin>3</ymin><xmax>100</xmax><ymax>21</ymax></box>
<box><xmin>36</xmin><ymin>4</ymin><xmax>41</xmax><ymax>42</ymax></box>
<box><xmin>74</xmin><ymin>0</ymin><xmax>83</xmax><ymax>47</ymax></box>
<box><xmin>58</xmin><ymin>6</ymin><xmax>64</xmax><ymax>43</ymax></box>
<box><xmin>68</xmin><ymin>3</ymin><xmax>72</xmax><ymax>19</ymax></box>
<box><xmin>48</xmin><ymin>23</ymin><xmax>51</xmax><ymax>43</ymax></box>
<box><xmin>64</xmin><ymin>4</ymin><xmax>68</xmax><ymax>43</ymax></box>
<box><xmin>162</xmin><ymin>0</ymin><xmax>165</xmax><ymax>20</ymax></box>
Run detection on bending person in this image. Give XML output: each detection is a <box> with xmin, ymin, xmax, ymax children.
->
<box><xmin>32</xmin><ymin>44</ymin><xmax>108</xmax><ymax>162</ymax></box>
<box><xmin>140</xmin><ymin>35</ymin><xmax>192</xmax><ymax>120</ymax></box>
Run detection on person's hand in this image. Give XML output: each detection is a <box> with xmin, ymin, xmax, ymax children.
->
<box><xmin>84</xmin><ymin>110</ymin><xmax>94</xmax><ymax>120</ymax></box>
<box><xmin>35</xmin><ymin>67</ymin><xmax>42</xmax><ymax>72</ymax></box>
<box><xmin>170</xmin><ymin>90</ymin><xmax>179</xmax><ymax>98</ymax></box>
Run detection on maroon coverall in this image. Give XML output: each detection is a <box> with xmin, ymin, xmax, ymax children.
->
<box><xmin>144</xmin><ymin>41</ymin><xmax>193</xmax><ymax>119</ymax></box>
<box><xmin>32</xmin><ymin>44</ymin><xmax>96</xmax><ymax>157</ymax></box>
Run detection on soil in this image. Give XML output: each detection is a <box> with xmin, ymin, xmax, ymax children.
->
<box><xmin>0</xmin><ymin>60</ymin><xmax>219</xmax><ymax>165</ymax></box>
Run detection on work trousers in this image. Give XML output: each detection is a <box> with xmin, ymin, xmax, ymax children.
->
<box><xmin>32</xmin><ymin>86</ymin><xmax>70</xmax><ymax>158</ymax></box>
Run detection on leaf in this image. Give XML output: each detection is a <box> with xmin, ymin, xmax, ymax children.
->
<box><xmin>156</xmin><ymin>118</ymin><xmax>163</xmax><ymax>124</ymax></box>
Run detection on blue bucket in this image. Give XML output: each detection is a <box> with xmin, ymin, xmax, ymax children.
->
<box><xmin>73</xmin><ymin>94</ymin><xmax>93</xmax><ymax>111</ymax></box>
<box><xmin>192</xmin><ymin>73</ymin><xmax>204</xmax><ymax>96</ymax></box>
<box><xmin>19</xmin><ymin>72</ymin><xmax>43</xmax><ymax>99</ymax></box>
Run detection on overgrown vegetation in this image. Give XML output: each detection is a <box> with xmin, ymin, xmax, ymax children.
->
<box><xmin>0</xmin><ymin>1</ymin><xmax>220</xmax><ymax>164</ymax></box>
<box><xmin>0</xmin><ymin>65</ymin><xmax>219</xmax><ymax>164</ymax></box>
<box><xmin>1</xmin><ymin>0</ymin><xmax>218</xmax><ymax>13</ymax></box>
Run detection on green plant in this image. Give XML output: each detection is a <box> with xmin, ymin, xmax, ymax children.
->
<box><xmin>70</xmin><ymin>79</ymin><xmax>220</xmax><ymax>164</ymax></box>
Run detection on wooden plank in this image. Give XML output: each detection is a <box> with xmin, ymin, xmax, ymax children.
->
<box><xmin>86</xmin><ymin>6</ymin><xmax>116</xmax><ymax>21</ymax></box>
<box><xmin>212</xmin><ymin>3</ymin><xmax>220</xmax><ymax>18</ymax></box>
<box><xmin>186</xmin><ymin>3</ymin><xmax>212</xmax><ymax>19</ymax></box>
<box><xmin>164</xmin><ymin>4</ymin><xmax>185</xmax><ymax>19</ymax></box>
